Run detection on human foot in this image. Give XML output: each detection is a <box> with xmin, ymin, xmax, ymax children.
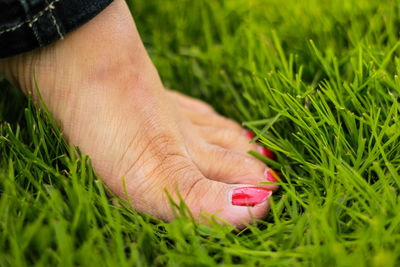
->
<box><xmin>0</xmin><ymin>0</ymin><xmax>279</xmax><ymax>227</ymax></box>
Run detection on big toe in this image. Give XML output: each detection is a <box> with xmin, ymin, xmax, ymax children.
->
<box><xmin>183</xmin><ymin>178</ymin><xmax>272</xmax><ymax>228</ymax></box>
<box><xmin>124</xmin><ymin>159</ymin><xmax>272</xmax><ymax>228</ymax></box>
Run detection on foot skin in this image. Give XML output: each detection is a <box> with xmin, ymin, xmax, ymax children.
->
<box><xmin>0</xmin><ymin>0</ymin><xmax>279</xmax><ymax>227</ymax></box>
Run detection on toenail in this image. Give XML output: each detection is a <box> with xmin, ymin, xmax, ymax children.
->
<box><xmin>231</xmin><ymin>187</ymin><xmax>272</xmax><ymax>206</ymax></box>
<box><xmin>264</xmin><ymin>168</ymin><xmax>280</xmax><ymax>182</ymax></box>
<box><xmin>258</xmin><ymin>146</ymin><xmax>276</xmax><ymax>160</ymax></box>
<box><xmin>243</xmin><ymin>130</ymin><xmax>255</xmax><ymax>140</ymax></box>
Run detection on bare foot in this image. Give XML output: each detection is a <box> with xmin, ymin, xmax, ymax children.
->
<box><xmin>0</xmin><ymin>0</ymin><xmax>279</xmax><ymax>227</ymax></box>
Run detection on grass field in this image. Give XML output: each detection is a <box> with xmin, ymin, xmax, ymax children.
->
<box><xmin>1</xmin><ymin>0</ymin><xmax>400</xmax><ymax>266</ymax></box>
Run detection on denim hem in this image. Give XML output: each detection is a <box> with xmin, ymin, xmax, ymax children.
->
<box><xmin>0</xmin><ymin>0</ymin><xmax>114</xmax><ymax>58</ymax></box>
<box><xmin>0</xmin><ymin>0</ymin><xmax>61</xmax><ymax>37</ymax></box>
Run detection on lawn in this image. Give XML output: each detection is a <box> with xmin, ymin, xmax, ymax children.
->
<box><xmin>1</xmin><ymin>0</ymin><xmax>400</xmax><ymax>266</ymax></box>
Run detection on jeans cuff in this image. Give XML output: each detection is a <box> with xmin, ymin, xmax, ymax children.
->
<box><xmin>0</xmin><ymin>0</ymin><xmax>113</xmax><ymax>58</ymax></box>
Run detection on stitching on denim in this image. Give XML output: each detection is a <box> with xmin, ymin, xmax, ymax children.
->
<box><xmin>45</xmin><ymin>0</ymin><xmax>63</xmax><ymax>39</ymax></box>
<box><xmin>17</xmin><ymin>0</ymin><xmax>42</xmax><ymax>44</ymax></box>
<box><xmin>0</xmin><ymin>0</ymin><xmax>60</xmax><ymax>36</ymax></box>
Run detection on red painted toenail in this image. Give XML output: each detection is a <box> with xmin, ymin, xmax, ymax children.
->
<box><xmin>258</xmin><ymin>146</ymin><xmax>275</xmax><ymax>160</ymax></box>
<box><xmin>243</xmin><ymin>130</ymin><xmax>255</xmax><ymax>140</ymax></box>
<box><xmin>265</xmin><ymin>169</ymin><xmax>280</xmax><ymax>182</ymax></box>
<box><xmin>231</xmin><ymin>187</ymin><xmax>272</xmax><ymax>206</ymax></box>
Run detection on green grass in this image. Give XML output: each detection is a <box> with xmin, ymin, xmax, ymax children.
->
<box><xmin>1</xmin><ymin>0</ymin><xmax>400</xmax><ymax>265</ymax></box>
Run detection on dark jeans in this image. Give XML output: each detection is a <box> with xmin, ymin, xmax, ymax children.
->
<box><xmin>0</xmin><ymin>0</ymin><xmax>113</xmax><ymax>58</ymax></box>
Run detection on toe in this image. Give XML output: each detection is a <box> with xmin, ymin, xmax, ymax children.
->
<box><xmin>184</xmin><ymin>110</ymin><xmax>244</xmax><ymax>133</ymax></box>
<box><xmin>168</xmin><ymin>90</ymin><xmax>216</xmax><ymax>114</ymax></box>
<box><xmin>243</xmin><ymin>130</ymin><xmax>276</xmax><ymax>160</ymax></box>
<box><xmin>197</xmin><ymin>125</ymin><xmax>261</xmax><ymax>154</ymax></box>
<box><xmin>190</xmin><ymin>144</ymin><xmax>279</xmax><ymax>191</ymax></box>
<box><xmin>182</xmin><ymin>178</ymin><xmax>272</xmax><ymax>228</ymax></box>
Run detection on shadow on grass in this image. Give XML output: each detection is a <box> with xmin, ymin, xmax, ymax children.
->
<box><xmin>0</xmin><ymin>77</ymin><xmax>26</xmax><ymax>124</ymax></box>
